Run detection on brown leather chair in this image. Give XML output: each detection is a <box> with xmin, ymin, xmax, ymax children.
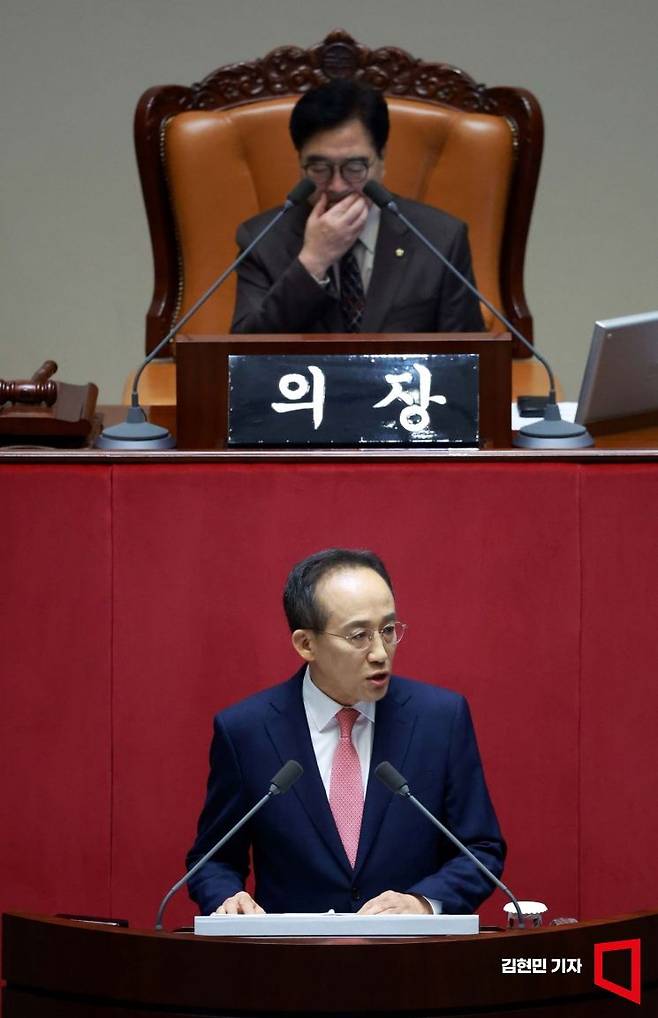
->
<box><xmin>130</xmin><ymin>30</ymin><xmax>543</xmax><ymax>404</ymax></box>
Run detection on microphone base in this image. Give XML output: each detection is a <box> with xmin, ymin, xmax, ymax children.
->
<box><xmin>94</xmin><ymin>407</ymin><xmax>175</xmax><ymax>450</ymax></box>
<box><xmin>513</xmin><ymin>411</ymin><xmax>594</xmax><ymax>450</ymax></box>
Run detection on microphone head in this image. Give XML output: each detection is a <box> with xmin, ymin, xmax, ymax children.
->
<box><xmin>269</xmin><ymin>759</ymin><xmax>304</xmax><ymax>795</ymax></box>
<box><xmin>285</xmin><ymin>178</ymin><xmax>316</xmax><ymax>206</ymax></box>
<box><xmin>375</xmin><ymin>761</ymin><xmax>410</xmax><ymax>796</ymax></box>
<box><xmin>363</xmin><ymin>180</ymin><xmax>395</xmax><ymax>209</ymax></box>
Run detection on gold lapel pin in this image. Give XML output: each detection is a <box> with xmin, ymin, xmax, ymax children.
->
<box><xmin>395</xmin><ymin>247</ymin><xmax>405</xmax><ymax>258</ymax></box>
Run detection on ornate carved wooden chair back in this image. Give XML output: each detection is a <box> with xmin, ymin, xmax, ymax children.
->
<box><xmin>134</xmin><ymin>31</ymin><xmax>543</xmax><ymax>396</ymax></box>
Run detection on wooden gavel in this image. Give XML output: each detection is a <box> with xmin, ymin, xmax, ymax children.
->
<box><xmin>0</xmin><ymin>361</ymin><xmax>59</xmax><ymax>406</ymax></box>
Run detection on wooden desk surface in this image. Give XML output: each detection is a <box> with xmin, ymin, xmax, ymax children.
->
<box><xmin>3</xmin><ymin>359</ymin><xmax>658</xmax><ymax>461</ymax></box>
<box><xmin>1</xmin><ymin>406</ymin><xmax>657</xmax><ymax>461</ymax></box>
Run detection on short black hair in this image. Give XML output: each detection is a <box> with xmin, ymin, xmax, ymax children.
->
<box><xmin>283</xmin><ymin>548</ymin><xmax>394</xmax><ymax>632</ymax></box>
<box><xmin>289</xmin><ymin>80</ymin><xmax>389</xmax><ymax>156</ymax></box>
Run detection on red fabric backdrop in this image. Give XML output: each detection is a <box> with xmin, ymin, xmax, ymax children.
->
<box><xmin>1</xmin><ymin>461</ymin><xmax>657</xmax><ymax>932</ymax></box>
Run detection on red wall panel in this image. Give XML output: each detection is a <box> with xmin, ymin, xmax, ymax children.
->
<box><xmin>0</xmin><ymin>467</ymin><xmax>112</xmax><ymax>919</ymax></box>
<box><xmin>579</xmin><ymin>464</ymin><xmax>658</xmax><ymax>918</ymax></box>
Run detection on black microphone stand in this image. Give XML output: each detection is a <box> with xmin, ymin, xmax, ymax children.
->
<box><xmin>363</xmin><ymin>181</ymin><xmax>593</xmax><ymax>450</ymax></box>
<box><xmin>96</xmin><ymin>180</ymin><xmax>315</xmax><ymax>450</ymax></box>
<box><xmin>155</xmin><ymin>760</ymin><xmax>303</xmax><ymax>931</ymax></box>
<box><xmin>375</xmin><ymin>761</ymin><xmax>526</xmax><ymax>929</ymax></box>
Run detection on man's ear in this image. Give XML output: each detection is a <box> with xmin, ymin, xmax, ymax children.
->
<box><xmin>292</xmin><ymin>629</ymin><xmax>315</xmax><ymax>662</ymax></box>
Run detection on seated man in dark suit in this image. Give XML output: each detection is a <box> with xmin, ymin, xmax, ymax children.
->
<box><xmin>187</xmin><ymin>548</ymin><xmax>504</xmax><ymax>916</ymax></box>
<box><xmin>231</xmin><ymin>80</ymin><xmax>485</xmax><ymax>336</ymax></box>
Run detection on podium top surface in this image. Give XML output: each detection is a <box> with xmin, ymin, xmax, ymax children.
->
<box><xmin>2</xmin><ymin>910</ymin><xmax>656</xmax><ymax>1016</ymax></box>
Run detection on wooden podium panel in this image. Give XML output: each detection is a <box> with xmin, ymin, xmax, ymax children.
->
<box><xmin>175</xmin><ymin>333</ymin><xmax>512</xmax><ymax>451</ymax></box>
<box><xmin>3</xmin><ymin>910</ymin><xmax>656</xmax><ymax>1016</ymax></box>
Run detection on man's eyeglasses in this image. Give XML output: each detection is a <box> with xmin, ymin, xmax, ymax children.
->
<box><xmin>319</xmin><ymin>622</ymin><xmax>407</xmax><ymax>652</ymax></box>
<box><xmin>301</xmin><ymin>157</ymin><xmax>373</xmax><ymax>186</ymax></box>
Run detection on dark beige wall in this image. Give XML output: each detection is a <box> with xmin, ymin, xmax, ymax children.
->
<box><xmin>2</xmin><ymin>0</ymin><xmax>657</xmax><ymax>400</ymax></box>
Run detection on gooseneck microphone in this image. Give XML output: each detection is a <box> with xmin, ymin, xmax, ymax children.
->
<box><xmin>96</xmin><ymin>178</ymin><xmax>316</xmax><ymax>450</ymax></box>
<box><xmin>363</xmin><ymin>180</ymin><xmax>593</xmax><ymax>450</ymax></box>
<box><xmin>375</xmin><ymin>761</ymin><xmax>526</xmax><ymax>929</ymax></box>
<box><xmin>154</xmin><ymin>759</ymin><xmax>303</xmax><ymax>930</ymax></box>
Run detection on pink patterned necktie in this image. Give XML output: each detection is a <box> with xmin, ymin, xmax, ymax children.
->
<box><xmin>329</xmin><ymin>707</ymin><xmax>364</xmax><ymax>867</ymax></box>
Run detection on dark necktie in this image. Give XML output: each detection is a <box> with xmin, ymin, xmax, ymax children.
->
<box><xmin>339</xmin><ymin>247</ymin><xmax>365</xmax><ymax>333</ymax></box>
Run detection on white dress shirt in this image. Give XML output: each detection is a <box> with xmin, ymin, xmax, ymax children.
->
<box><xmin>302</xmin><ymin>667</ymin><xmax>375</xmax><ymax>796</ymax></box>
<box><xmin>351</xmin><ymin>204</ymin><xmax>380</xmax><ymax>294</ymax></box>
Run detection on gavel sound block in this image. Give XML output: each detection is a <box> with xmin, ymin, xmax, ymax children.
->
<box><xmin>0</xmin><ymin>361</ymin><xmax>98</xmax><ymax>444</ymax></box>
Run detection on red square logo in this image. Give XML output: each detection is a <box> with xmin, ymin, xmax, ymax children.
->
<box><xmin>593</xmin><ymin>938</ymin><xmax>641</xmax><ymax>1005</ymax></box>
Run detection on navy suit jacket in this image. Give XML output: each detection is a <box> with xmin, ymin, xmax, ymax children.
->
<box><xmin>230</xmin><ymin>196</ymin><xmax>485</xmax><ymax>335</ymax></box>
<box><xmin>186</xmin><ymin>669</ymin><xmax>505</xmax><ymax>915</ymax></box>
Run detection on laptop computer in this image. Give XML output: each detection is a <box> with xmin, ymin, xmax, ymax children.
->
<box><xmin>576</xmin><ymin>311</ymin><xmax>658</xmax><ymax>425</ymax></box>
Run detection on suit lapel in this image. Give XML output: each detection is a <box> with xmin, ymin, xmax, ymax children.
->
<box><xmin>281</xmin><ymin>203</ymin><xmax>309</xmax><ymax>262</ymax></box>
<box><xmin>354</xmin><ymin>678</ymin><xmax>416</xmax><ymax>876</ymax></box>
<box><xmin>318</xmin><ymin>304</ymin><xmax>346</xmax><ymax>333</ymax></box>
<box><xmin>264</xmin><ymin>671</ymin><xmax>351</xmax><ymax>873</ymax></box>
<box><xmin>360</xmin><ymin>209</ymin><xmax>409</xmax><ymax>333</ymax></box>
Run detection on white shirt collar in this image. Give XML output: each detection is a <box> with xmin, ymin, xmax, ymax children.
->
<box><xmin>358</xmin><ymin>204</ymin><xmax>380</xmax><ymax>255</ymax></box>
<box><xmin>302</xmin><ymin>666</ymin><xmax>376</xmax><ymax>733</ymax></box>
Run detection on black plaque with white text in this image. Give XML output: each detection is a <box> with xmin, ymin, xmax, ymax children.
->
<box><xmin>228</xmin><ymin>353</ymin><xmax>479</xmax><ymax>447</ymax></box>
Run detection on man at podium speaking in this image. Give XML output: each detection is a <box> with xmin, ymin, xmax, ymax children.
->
<box><xmin>186</xmin><ymin>548</ymin><xmax>504</xmax><ymax>916</ymax></box>
<box><xmin>230</xmin><ymin>81</ymin><xmax>485</xmax><ymax>336</ymax></box>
